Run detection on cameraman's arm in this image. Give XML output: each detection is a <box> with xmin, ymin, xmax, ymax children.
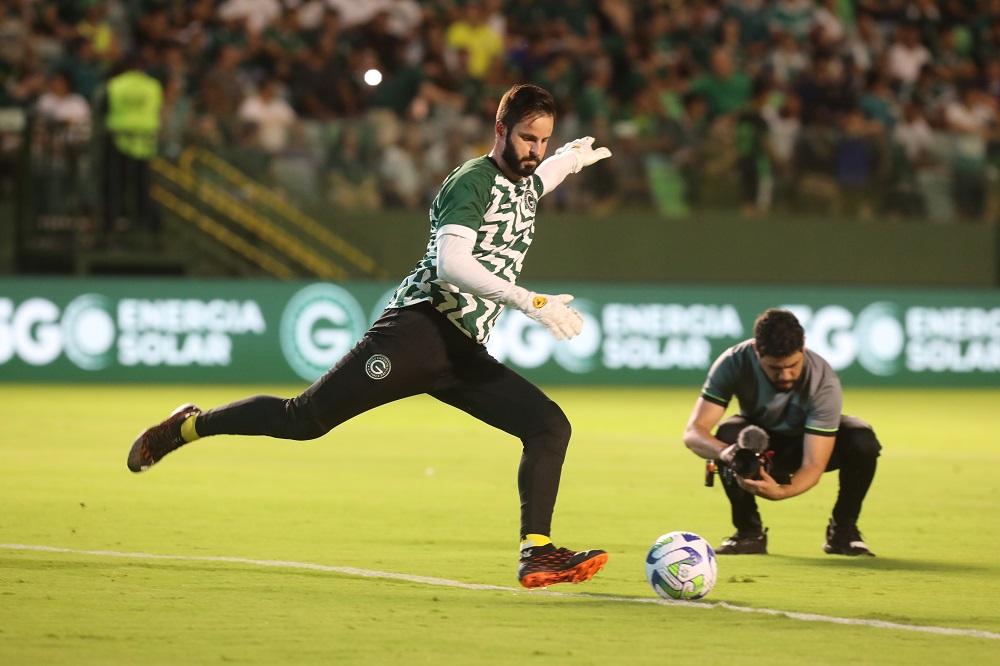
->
<box><xmin>683</xmin><ymin>398</ymin><xmax>734</xmax><ymax>463</ymax></box>
<box><xmin>739</xmin><ymin>433</ymin><xmax>834</xmax><ymax>500</ymax></box>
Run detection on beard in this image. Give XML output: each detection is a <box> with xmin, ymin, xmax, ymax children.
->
<box><xmin>769</xmin><ymin>376</ymin><xmax>798</xmax><ymax>392</ymax></box>
<box><xmin>502</xmin><ymin>134</ymin><xmax>539</xmax><ymax>177</ymax></box>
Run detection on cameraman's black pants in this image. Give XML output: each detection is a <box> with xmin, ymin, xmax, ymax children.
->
<box><xmin>195</xmin><ymin>302</ymin><xmax>571</xmax><ymax>539</ymax></box>
<box><xmin>716</xmin><ymin>415</ymin><xmax>881</xmax><ymax>535</ymax></box>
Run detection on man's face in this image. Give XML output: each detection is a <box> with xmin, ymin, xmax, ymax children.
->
<box><xmin>51</xmin><ymin>76</ymin><xmax>69</xmax><ymax>97</ymax></box>
<box><xmin>500</xmin><ymin>113</ymin><xmax>553</xmax><ymax>177</ymax></box>
<box><xmin>757</xmin><ymin>350</ymin><xmax>805</xmax><ymax>392</ymax></box>
<box><xmin>711</xmin><ymin>50</ymin><xmax>732</xmax><ymax>77</ymax></box>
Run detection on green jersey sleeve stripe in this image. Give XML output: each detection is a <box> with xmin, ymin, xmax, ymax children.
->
<box><xmin>701</xmin><ymin>391</ymin><xmax>729</xmax><ymax>407</ymax></box>
<box><xmin>804</xmin><ymin>425</ymin><xmax>838</xmax><ymax>436</ymax></box>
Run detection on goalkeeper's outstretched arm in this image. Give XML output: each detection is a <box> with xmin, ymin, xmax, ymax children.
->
<box><xmin>436</xmin><ymin>225</ymin><xmax>583</xmax><ymax>340</ymax></box>
<box><xmin>535</xmin><ymin>136</ymin><xmax>612</xmax><ymax>196</ymax></box>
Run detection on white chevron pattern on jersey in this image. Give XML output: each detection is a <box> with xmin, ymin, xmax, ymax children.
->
<box><xmin>390</xmin><ymin>157</ymin><xmax>542</xmax><ymax>343</ymax></box>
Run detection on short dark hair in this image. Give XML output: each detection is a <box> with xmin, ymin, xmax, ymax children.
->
<box><xmin>753</xmin><ymin>308</ymin><xmax>805</xmax><ymax>358</ymax></box>
<box><xmin>496</xmin><ymin>84</ymin><xmax>556</xmax><ymax>129</ymax></box>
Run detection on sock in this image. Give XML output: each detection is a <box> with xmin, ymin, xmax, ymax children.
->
<box><xmin>180</xmin><ymin>414</ymin><xmax>200</xmax><ymax>443</ymax></box>
<box><xmin>520</xmin><ymin>534</ymin><xmax>552</xmax><ymax>552</ymax></box>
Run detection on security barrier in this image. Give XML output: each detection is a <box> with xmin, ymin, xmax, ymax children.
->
<box><xmin>1</xmin><ymin>279</ymin><xmax>998</xmax><ymax>386</ymax></box>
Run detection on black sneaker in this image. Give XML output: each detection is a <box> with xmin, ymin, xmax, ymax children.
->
<box><xmin>127</xmin><ymin>403</ymin><xmax>201</xmax><ymax>473</ymax></box>
<box><xmin>824</xmin><ymin>519</ymin><xmax>875</xmax><ymax>556</ymax></box>
<box><xmin>716</xmin><ymin>529</ymin><xmax>768</xmax><ymax>555</ymax></box>
<box><xmin>517</xmin><ymin>544</ymin><xmax>609</xmax><ymax>588</ymax></box>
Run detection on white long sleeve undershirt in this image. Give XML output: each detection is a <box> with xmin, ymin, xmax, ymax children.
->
<box><xmin>535</xmin><ymin>150</ymin><xmax>578</xmax><ymax>197</ymax></box>
<box><xmin>435</xmin><ymin>225</ymin><xmax>513</xmax><ymax>301</ymax></box>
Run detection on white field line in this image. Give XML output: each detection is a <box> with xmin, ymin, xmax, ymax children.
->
<box><xmin>3</xmin><ymin>543</ymin><xmax>998</xmax><ymax>641</ymax></box>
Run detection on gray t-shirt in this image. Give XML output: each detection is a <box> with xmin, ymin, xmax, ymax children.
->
<box><xmin>701</xmin><ymin>340</ymin><xmax>842</xmax><ymax>437</ymax></box>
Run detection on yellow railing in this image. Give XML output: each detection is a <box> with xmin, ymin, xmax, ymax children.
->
<box><xmin>151</xmin><ymin>157</ymin><xmax>347</xmax><ymax>279</ymax></box>
<box><xmin>150</xmin><ymin>184</ymin><xmax>296</xmax><ymax>278</ymax></box>
<box><xmin>179</xmin><ymin>146</ymin><xmax>383</xmax><ymax>277</ymax></box>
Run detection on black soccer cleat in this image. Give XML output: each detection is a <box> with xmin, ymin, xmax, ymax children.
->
<box><xmin>127</xmin><ymin>403</ymin><xmax>201</xmax><ymax>473</ymax></box>
<box><xmin>716</xmin><ymin>528</ymin><xmax>768</xmax><ymax>555</ymax></box>
<box><xmin>824</xmin><ymin>519</ymin><xmax>875</xmax><ymax>557</ymax></box>
<box><xmin>517</xmin><ymin>544</ymin><xmax>609</xmax><ymax>588</ymax></box>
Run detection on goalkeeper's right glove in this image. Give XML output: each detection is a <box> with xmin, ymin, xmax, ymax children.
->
<box><xmin>500</xmin><ymin>285</ymin><xmax>584</xmax><ymax>341</ymax></box>
<box><xmin>553</xmin><ymin>136</ymin><xmax>613</xmax><ymax>173</ymax></box>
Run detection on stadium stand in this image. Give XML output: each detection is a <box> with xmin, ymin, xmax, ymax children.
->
<box><xmin>1</xmin><ymin>0</ymin><xmax>997</xmax><ymax>276</ymax></box>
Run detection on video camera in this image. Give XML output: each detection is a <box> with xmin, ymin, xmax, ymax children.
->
<box><xmin>705</xmin><ymin>425</ymin><xmax>772</xmax><ymax>487</ymax></box>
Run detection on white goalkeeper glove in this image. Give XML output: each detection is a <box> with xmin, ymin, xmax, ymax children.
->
<box><xmin>554</xmin><ymin>136</ymin><xmax>613</xmax><ymax>173</ymax></box>
<box><xmin>500</xmin><ymin>285</ymin><xmax>584</xmax><ymax>341</ymax></box>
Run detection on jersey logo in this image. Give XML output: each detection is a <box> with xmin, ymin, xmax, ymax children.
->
<box><xmin>365</xmin><ymin>354</ymin><xmax>392</xmax><ymax>380</ymax></box>
<box><xmin>523</xmin><ymin>188</ymin><xmax>537</xmax><ymax>214</ymax></box>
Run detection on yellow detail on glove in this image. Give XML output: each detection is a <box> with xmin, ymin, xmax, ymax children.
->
<box><xmin>532</xmin><ymin>295</ymin><xmax>548</xmax><ymax>309</ymax></box>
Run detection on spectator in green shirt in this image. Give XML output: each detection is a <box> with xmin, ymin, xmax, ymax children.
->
<box><xmin>690</xmin><ymin>48</ymin><xmax>751</xmax><ymax>118</ymax></box>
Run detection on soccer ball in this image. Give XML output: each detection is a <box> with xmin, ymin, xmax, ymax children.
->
<box><xmin>645</xmin><ymin>531</ymin><xmax>717</xmax><ymax>600</ymax></box>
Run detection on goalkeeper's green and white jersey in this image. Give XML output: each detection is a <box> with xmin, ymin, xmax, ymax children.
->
<box><xmin>389</xmin><ymin>156</ymin><xmax>543</xmax><ymax>343</ymax></box>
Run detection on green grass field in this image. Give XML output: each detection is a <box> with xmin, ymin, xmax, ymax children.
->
<box><xmin>2</xmin><ymin>384</ymin><xmax>999</xmax><ymax>665</ymax></box>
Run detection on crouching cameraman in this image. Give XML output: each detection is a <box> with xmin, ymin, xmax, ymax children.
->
<box><xmin>682</xmin><ymin>308</ymin><xmax>881</xmax><ymax>557</ymax></box>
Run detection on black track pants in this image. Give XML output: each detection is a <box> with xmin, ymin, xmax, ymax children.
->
<box><xmin>196</xmin><ymin>302</ymin><xmax>571</xmax><ymax>538</ymax></box>
<box><xmin>715</xmin><ymin>415</ymin><xmax>881</xmax><ymax>534</ymax></box>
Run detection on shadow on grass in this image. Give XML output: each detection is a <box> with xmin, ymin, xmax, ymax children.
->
<box><xmin>763</xmin><ymin>553</ymin><xmax>1000</xmax><ymax>574</ymax></box>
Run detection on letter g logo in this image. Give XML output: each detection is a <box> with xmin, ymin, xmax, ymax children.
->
<box><xmin>280</xmin><ymin>284</ymin><xmax>366</xmax><ymax>381</ymax></box>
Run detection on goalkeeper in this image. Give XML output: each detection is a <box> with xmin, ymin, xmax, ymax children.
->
<box><xmin>126</xmin><ymin>84</ymin><xmax>612</xmax><ymax>588</ymax></box>
<box><xmin>682</xmin><ymin>308</ymin><xmax>881</xmax><ymax>557</ymax></box>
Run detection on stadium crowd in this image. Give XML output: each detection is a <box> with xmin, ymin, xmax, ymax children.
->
<box><xmin>3</xmin><ymin>0</ymin><xmax>999</xmax><ymax>221</ymax></box>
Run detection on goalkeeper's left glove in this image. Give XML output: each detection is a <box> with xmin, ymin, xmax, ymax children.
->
<box><xmin>553</xmin><ymin>136</ymin><xmax>613</xmax><ymax>173</ymax></box>
<box><xmin>500</xmin><ymin>285</ymin><xmax>584</xmax><ymax>341</ymax></box>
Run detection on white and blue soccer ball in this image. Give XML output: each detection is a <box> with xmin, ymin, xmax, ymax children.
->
<box><xmin>645</xmin><ymin>531</ymin><xmax>718</xmax><ymax>600</ymax></box>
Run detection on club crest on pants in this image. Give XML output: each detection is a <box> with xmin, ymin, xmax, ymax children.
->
<box><xmin>365</xmin><ymin>354</ymin><xmax>392</xmax><ymax>380</ymax></box>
